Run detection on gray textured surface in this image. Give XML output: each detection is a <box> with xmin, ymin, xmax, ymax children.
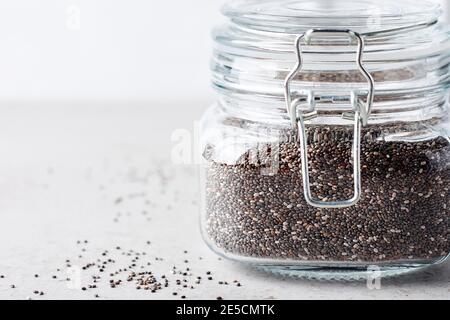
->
<box><xmin>0</xmin><ymin>103</ymin><xmax>448</xmax><ymax>300</ymax></box>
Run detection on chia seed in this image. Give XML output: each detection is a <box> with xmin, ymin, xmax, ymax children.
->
<box><xmin>204</xmin><ymin>125</ymin><xmax>450</xmax><ymax>263</ymax></box>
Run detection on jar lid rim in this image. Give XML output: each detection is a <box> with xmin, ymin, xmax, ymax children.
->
<box><xmin>223</xmin><ymin>0</ymin><xmax>442</xmax><ymax>34</ymax></box>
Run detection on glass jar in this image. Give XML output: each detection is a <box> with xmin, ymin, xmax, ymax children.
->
<box><xmin>200</xmin><ymin>0</ymin><xmax>450</xmax><ymax>279</ymax></box>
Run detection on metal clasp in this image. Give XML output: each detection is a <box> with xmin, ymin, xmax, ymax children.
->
<box><xmin>284</xmin><ymin>29</ymin><xmax>375</xmax><ymax>209</ymax></box>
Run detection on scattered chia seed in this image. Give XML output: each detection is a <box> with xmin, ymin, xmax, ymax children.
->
<box><xmin>8</xmin><ymin>200</ymin><xmax>243</xmax><ymax>300</ymax></box>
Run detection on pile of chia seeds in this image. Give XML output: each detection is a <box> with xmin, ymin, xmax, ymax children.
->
<box><xmin>56</xmin><ymin>241</ymin><xmax>241</xmax><ymax>300</ymax></box>
<box><xmin>205</xmin><ymin>125</ymin><xmax>450</xmax><ymax>263</ymax></box>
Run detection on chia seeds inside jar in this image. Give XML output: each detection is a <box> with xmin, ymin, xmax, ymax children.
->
<box><xmin>200</xmin><ymin>0</ymin><xmax>450</xmax><ymax>279</ymax></box>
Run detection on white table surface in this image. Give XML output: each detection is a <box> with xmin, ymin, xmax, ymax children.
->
<box><xmin>0</xmin><ymin>102</ymin><xmax>448</xmax><ymax>300</ymax></box>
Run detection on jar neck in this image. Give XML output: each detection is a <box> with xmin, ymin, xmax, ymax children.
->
<box><xmin>218</xmin><ymin>92</ymin><xmax>449</xmax><ymax>127</ymax></box>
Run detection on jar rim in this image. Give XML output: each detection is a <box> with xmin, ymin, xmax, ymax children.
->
<box><xmin>223</xmin><ymin>0</ymin><xmax>442</xmax><ymax>35</ymax></box>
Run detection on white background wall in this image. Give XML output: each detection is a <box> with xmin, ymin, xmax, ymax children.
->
<box><xmin>0</xmin><ymin>0</ymin><xmax>225</xmax><ymax>103</ymax></box>
<box><xmin>0</xmin><ymin>0</ymin><xmax>448</xmax><ymax>104</ymax></box>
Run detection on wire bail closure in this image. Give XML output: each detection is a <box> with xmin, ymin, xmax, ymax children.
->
<box><xmin>284</xmin><ymin>29</ymin><xmax>375</xmax><ymax>209</ymax></box>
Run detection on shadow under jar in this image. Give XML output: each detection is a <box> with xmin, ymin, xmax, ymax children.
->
<box><xmin>200</xmin><ymin>0</ymin><xmax>450</xmax><ymax>280</ymax></box>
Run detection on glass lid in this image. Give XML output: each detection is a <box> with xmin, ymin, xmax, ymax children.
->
<box><xmin>212</xmin><ymin>0</ymin><xmax>449</xmax><ymax>127</ymax></box>
<box><xmin>223</xmin><ymin>0</ymin><xmax>442</xmax><ymax>34</ymax></box>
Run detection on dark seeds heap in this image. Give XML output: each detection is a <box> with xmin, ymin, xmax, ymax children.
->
<box><xmin>205</xmin><ymin>125</ymin><xmax>450</xmax><ymax>263</ymax></box>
